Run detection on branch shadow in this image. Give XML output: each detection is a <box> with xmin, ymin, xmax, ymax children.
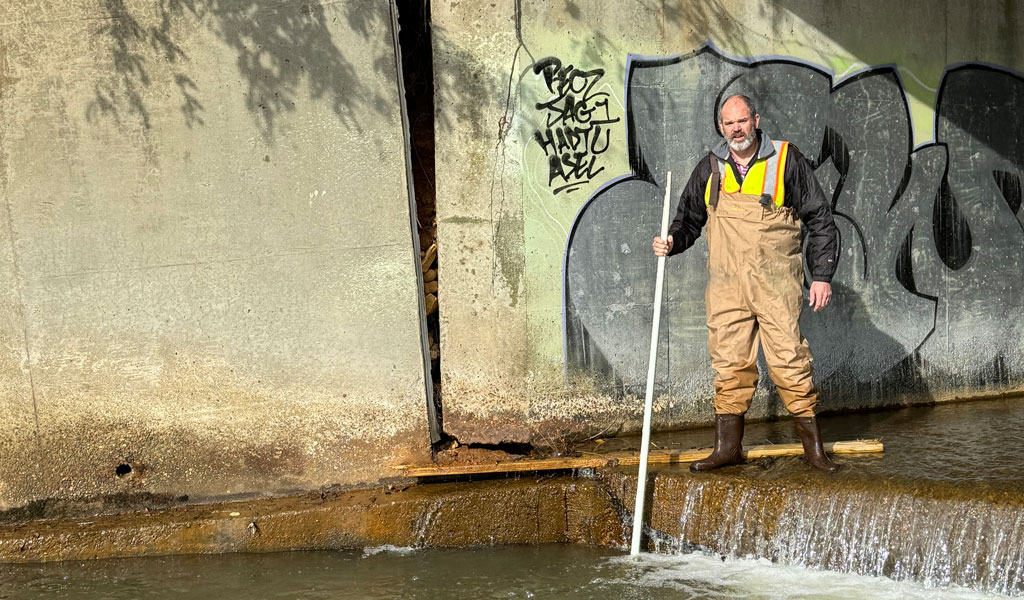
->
<box><xmin>87</xmin><ymin>0</ymin><xmax>395</xmax><ymax>142</ymax></box>
<box><xmin>429</xmin><ymin>22</ymin><xmax>504</xmax><ymax>140</ymax></box>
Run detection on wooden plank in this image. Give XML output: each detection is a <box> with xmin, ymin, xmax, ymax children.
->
<box><xmin>392</xmin><ymin>439</ymin><xmax>883</xmax><ymax>478</ymax></box>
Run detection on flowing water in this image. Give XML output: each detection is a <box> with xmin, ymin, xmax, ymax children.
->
<box><xmin>0</xmin><ymin>544</ymin><xmax>1008</xmax><ymax>599</ymax></box>
<box><xmin>595</xmin><ymin>396</ymin><xmax>1024</xmax><ymax>595</ymax></box>
<box><xmin>663</xmin><ymin>478</ymin><xmax>1024</xmax><ymax>595</ymax></box>
<box><xmin>2</xmin><ymin>398</ymin><xmax>1022</xmax><ymax>598</ymax></box>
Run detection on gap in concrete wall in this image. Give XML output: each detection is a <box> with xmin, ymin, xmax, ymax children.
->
<box><xmin>396</xmin><ymin>0</ymin><xmax>444</xmax><ymax>442</ymax></box>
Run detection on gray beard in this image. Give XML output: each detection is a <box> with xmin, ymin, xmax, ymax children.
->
<box><xmin>728</xmin><ymin>134</ymin><xmax>755</xmax><ymax>152</ymax></box>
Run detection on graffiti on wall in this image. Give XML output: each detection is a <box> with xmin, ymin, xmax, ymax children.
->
<box><xmin>532</xmin><ymin>57</ymin><xmax>620</xmax><ymax>194</ymax></box>
<box><xmin>563</xmin><ymin>46</ymin><xmax>1024</xmax><ymax>409</ymax></box>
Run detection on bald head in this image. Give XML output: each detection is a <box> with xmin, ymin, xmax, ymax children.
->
<box><xmin>719</xmin><ymin>94</ymin><xmax>757</xmax><ymax>124</ymax></box>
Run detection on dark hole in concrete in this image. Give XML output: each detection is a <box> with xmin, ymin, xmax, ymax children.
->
<box><xmin>115</xmin><ymin>464</ymin><xmax>133</xmax><ymax>478</ymax></box>
<box><xmin>467</xmin><ymin>441</ymin><xmax>536</xmax><ymax>457</ymax></box>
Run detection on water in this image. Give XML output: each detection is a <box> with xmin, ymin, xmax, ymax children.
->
<box><xmin>3</xmin><ymin>398</ymin><xmax>1022</xmax><ymax>598</ymax></box>
<box><xmin>666</xmin><ymin>477</ymin><xmax>1024</xmax><ymax>595</ymax></box>
<box><xmin>586</xmin><ymin>396</ymin><xmax>1024</xmax><ymax>490</ymax></box>
<box><xmin>584</xmin><ymin>397</ymin><xmax>1024</xmax><ymax>595</ymax></box>
<box><xmin>0</xmin><ymin>545</ymin><xmax>1008</xmax><ymax>600</ymax></box>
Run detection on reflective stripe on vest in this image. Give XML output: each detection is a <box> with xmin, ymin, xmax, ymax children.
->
<box><xmin>704</xmin><ymin>140</ymin><xmax>789</xmax><ymax>207</ymax></box>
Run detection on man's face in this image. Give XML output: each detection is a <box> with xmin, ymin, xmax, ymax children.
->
<box><xmin>719</xmin><ymin>98</ymin><xmax>759</xmax><ymax>153</ymax></box>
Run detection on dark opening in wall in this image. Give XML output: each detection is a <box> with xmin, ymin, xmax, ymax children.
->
<box><xmin>115</xmin><ymin>463</ymin><xmax>133</xmax><ymax>478</ymax></box>
<box><xmin>396</xmin><ymin>0</ymin><xmax>443</xmax><ymax>444</ymax></box>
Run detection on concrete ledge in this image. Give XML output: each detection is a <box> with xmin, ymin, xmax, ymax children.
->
<box><xmin>3</xmin><ymin>461</ymin><xmax>1024</xmax><ymax>594</ymax></box>
<box><xmin>0</xmin><ymin>477</ymin><xmax>626</xmax><ymax>563</ymax></box>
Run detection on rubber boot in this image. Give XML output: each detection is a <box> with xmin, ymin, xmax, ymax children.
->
<box><xmin>690</xmin><ymin>414</ymin><xmax>745</xmax><ymax>472</ymax></box>
<box><xmin>794</xmin><ymin>417</ymin><xmax>840</xmax><ymax>473</ymax></box>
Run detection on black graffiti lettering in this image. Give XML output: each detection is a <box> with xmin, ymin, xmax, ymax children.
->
<box><xmin>557</xmin><ymin>127</ymin><xmax>576</xmax><ymax>152</ymax></box>
<box><xmin>537</xmin><ymin>125</ymin><xmax>611</xmax><ymax>159</ymax></box>
<box><xmin>590</xmin><ymin>124</ymin><xmax>610</xmax><ymax>154</ymax></box>
<box><xmin>546</xmin><ymin>150</ymin><xmax>597</xmax><ymax>189</ymax></box>
<box><xmin>533</xmin><ymin>57</ymin><xmax>604</xmax><ymax>108</ymax></box>
<box><xmin>534</xmin><ymin>128</ymin><xmax>557</xmax><ymax>155</ymax></box>
<box><xmin>565</xmin><ymin>49</ymin><xmax>1024</xmax><ymax>415</ymax></box>
<box><xmin>546</xmin><ymin>153</ymin><xmax>567</xmax><ymax>186</ymax></box>
<box><xmin>589</xmin><ymin>98</ymin><xmax>618</xmax><ymax>125</ymax></box>
<box><xmin>558</xmin><ymin>151</ymin><xmax>604</xmax><ymax>185</ymax></box>
<box><xmin>537</xmin><ymin>94</ymin><xmax>574</xmax><ymax>128</ymax></box>
<box><xmin>993</xmin><ymin>170</ymin><xmax>1022</xmax><ymax>215</ymax></box>
<box><xmin>559</xmin><ymin>127</ymin><xmax>588</xmax><ymax>154</ymax></box>
<box><xmin>533</xmin><ymin>56</ymin><xmax>620</xmax><ymax>195</ymax></box>
<box><xmin>537</xmin><ymin>96</ymin><xmax>620</xmax><ymax>130</ymax></box>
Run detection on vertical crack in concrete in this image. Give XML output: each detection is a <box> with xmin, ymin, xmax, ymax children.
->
<box><xmin>488</xmin><ymin>0</ymin><xmax>533</xmax><ymax>298</ymax></box>
<box><xmin>0</xmin><ymin>116</ymin><xmax>41</xmax><ymax>454</ymax></box>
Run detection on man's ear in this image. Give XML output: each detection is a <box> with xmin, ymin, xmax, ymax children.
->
<box><xmin>717</xmin><ymin>121</ymin><xmax>724</xmax><ymax>137</ymax></box>
<box><xmin>754</xmin><ymin>114</ymin><xmax>760</xmax><ymax>129</ymax></box>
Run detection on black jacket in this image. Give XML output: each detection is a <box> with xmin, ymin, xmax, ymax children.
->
<box><xmin>666</xmin><ymin>130</ymin><xmax>838</xmax><ymax>283</ymax></box>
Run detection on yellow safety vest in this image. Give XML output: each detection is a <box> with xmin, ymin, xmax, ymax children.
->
<box><xmin>704</xmin><ymin>141</ymin><xmax>790</xmax><ymax>208</ymax></box>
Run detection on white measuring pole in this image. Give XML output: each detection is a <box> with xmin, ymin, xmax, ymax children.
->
<box><xmin>630</xmin><ymin>171</ymin><xmax>672</xmax><ymax>557</ymax></box>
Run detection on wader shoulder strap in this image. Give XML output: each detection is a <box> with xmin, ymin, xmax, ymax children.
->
<box><xmin>707</xmin><ymin>153</ymin><xmax>721</xmax><ymax>208</ymax></box>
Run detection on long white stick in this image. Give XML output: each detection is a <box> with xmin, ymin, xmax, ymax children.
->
<box><xmin>630</xmin><ymin>172</ymin><xmax>672</xmax><ymax>557</ymax></box>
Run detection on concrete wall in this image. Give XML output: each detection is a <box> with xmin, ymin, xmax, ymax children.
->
<box><xmin>0</xmin><ymin>0</ymin><xmax>430</xmax><ymax>508</ymax></box>
<box><xmin>434</xmin><ymin>0</ymin><xmax>1024</xmax><ymax>444</ymax></box>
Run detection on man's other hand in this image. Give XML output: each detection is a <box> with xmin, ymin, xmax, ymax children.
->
<box><xmin>808</xmin><ymin>281</ymin><xmax>832</xmax><ymax>312</ymax></box>
<box><xmin>653</xmin><ymin>235</ymin><xmax>673</xmax><ymax>257</ymax></box>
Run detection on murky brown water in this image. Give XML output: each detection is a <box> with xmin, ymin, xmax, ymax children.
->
<box><xmin>0</xmin><ymin>545</ymin><xmax>1006</xmax><ymax>600</ymax></box>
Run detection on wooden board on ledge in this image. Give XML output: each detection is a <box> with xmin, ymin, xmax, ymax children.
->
<box><xmin>392</xmin><ymin>439</ymin><xmax>883</xmax><ymax>478</ymax></box>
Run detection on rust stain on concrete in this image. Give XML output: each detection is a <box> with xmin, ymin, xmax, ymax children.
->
<box><xmin>0</xmin><ymin>476</ymin><xmax>627</xmax><ymax>563</ymax></box>
<box><xmin>3</xmin><ymin>458</ymin><xmax>1022</xmax><ymax>565</ymax></box>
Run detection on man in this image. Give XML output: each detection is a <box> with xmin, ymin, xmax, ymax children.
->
<box><xmin>652</xmin><ymin>94</ymin><xmax>839</xmax><ymax>473</ymax></box>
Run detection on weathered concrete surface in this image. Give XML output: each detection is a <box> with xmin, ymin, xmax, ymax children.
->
<box><xmin>0</xmin><ymin>0</ymin><xmax>429</xmax><ymax>508</ymax></box>
<box><xmin>1</xmin><ymin>461</ymin><xmax>1020</xmax><ymax>596</ymax></box>
<box><xmin>1</xmin><ymin>402</ymin><xmax>1020</xmax><ymax>596</ymax></box>
<box><xmin>0</xmin><ymin>477</ymin><xmax>625</xmax><ymax>563</ymax></box>
<box><xmin>433</xmin><ymin>0</ymin><xmax>1024</xmax><ymax>446</ymax></box>
<box><xmin>431</xmin><ymin>0</ymin><xmax>531</xmax><ymax>444</ymax></box>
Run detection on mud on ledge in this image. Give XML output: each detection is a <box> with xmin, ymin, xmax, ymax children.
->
<box><xmin>0</xmin><ymin>475</ymin><xmax>628</xmax><ymax>564</ymax></box>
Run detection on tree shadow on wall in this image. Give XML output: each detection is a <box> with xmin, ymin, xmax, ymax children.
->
<box><xmin>86</xmin><ymin>0</ymin><xmax>394</xmax><ymax>142</ymax></box>
<box><xmin>429</xmin><ymin>22</ymin><xmax>505</xmax><ymax>141</ymax></box>
<box><xmin>561</xmin><ymin>0</ymin><xmax>762</xmax><ymax>62</ymax></box>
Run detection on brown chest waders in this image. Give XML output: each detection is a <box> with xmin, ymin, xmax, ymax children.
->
<box><xmin>703</xmin><ymin>141</ymin><xmax>817</xmax><ymax>417</ymax></box>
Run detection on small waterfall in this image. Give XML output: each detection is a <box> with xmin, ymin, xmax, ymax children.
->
<box><xmin>670</xmin><ymin>477</ymin><xmax>1024</xmax><ymax>596</ymax></box>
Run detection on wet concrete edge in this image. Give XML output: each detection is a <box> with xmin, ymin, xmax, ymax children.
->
<box><xmin>0</xmin><ymin>475</ymin><xmax>628</xmax><ymax>563</ymax></box>
<box><xmin>4</xmin><ymin>464</ymin><xmax>1023</xmax><ymax>565</ymax></box>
